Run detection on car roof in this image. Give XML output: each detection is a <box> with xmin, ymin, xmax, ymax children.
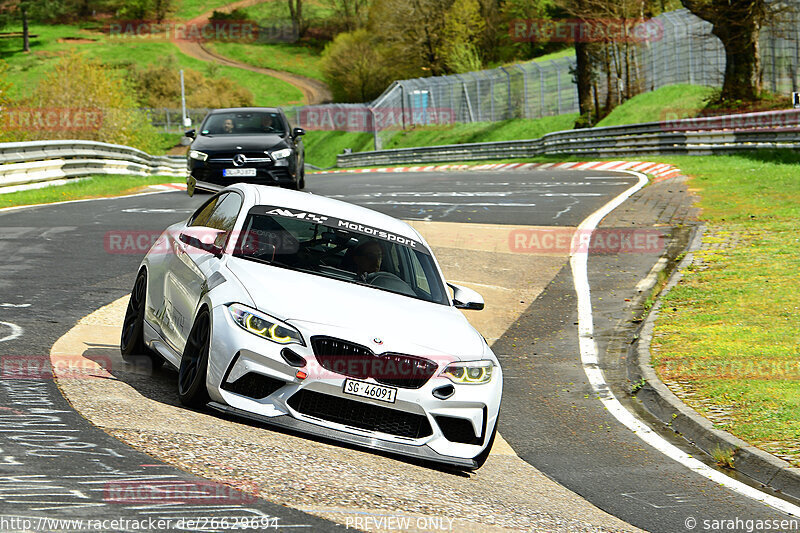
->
<box><xmin>208</xmin><ymin>107</ymin><xmax>281</xmax><ymax>114</ymax></box>
<box><xmin>230</xmin><ymin>184</ymin><xmax>426</xmax><ymax>244</ymax></box>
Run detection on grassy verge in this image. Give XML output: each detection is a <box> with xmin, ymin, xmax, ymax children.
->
<box><xmin>154</xmin><ymin>133</ymin><xmax>185</xmax><ymax>155</ymax></box>
<box><xmin>0</xmin><ymin>175</ymin><xmax>178</xmax><ymax>209</ymax></box>
<box><xmin>383</xmin><ymin>114</ymin><xmax>579</xmax><ymax>149</ymax></box>
<box><xmin>207</xmin><ymin>41</ymin><xmax>325</xmax><ymax>81</ymax></box>
<box><xmin>0</xmin><ymin>25</ymin><xmax>303</xmax><ymax>106</ymax></box>
<box><xmin>303</xmin><ymin>130</ymin><xmax>374</xmax><ymax>168</ymax></box>
<box><xmin>175</xmin><ymin>0</ymin><xmax>238</xmax><ymax>20</ymax></box>
<box><xmin>303</xmin><ymin>114</ymin><xmax>578</xmax><ymax>168</ymax></box>
<box><xmin>596</xmin><ymin>84</ymin><xmax>717</xmax><ymax>127</ymax></box>
<box><xmin>648</xmin><ymin>151</ymin><xmax>800</xmax><ymax>466</ymax></box>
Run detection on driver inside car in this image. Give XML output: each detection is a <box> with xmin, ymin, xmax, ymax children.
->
<box><xmin>351</xmin><ymin>240</ymin><xmax>383</xmax><ymax>280</ymax></box>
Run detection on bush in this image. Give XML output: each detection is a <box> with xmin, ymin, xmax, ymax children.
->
<box><xmin>321</xmin><ymin>29</ymin><xmax>393</xmax><ymax>102</ymax></box>
<box><xmin>15</xmin><ymin>52</ymin><xmax>163</xmax><ymax>153</ymax></box>
<box><xmin>209</xmin><ymin>8</ymin><xmax>250</xmax><ymax>21</ymax></box>
<box><xmin>128</xmin><ymin>57</ymin><xmax>254</xmax><ymax>109</ymax></box>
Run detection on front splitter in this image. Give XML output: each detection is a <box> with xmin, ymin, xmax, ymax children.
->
<box><xmin>207</xmin><ymin>401</ymin><xmax>478</xmax><ymax>469</ymax></box>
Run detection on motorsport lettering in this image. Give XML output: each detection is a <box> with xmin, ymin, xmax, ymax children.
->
<box><xmin>337</xmin><ymin>220</ymin><xmax>417</xmax><ymax>247</ymax></box>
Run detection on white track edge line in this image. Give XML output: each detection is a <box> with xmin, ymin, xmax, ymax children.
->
<box><xmin>571</xmin><ymin>169</ymin><xmax>800</xmax><ymax>517</ymax></box>
<box><xmin>0</xmin><ymin>188</ymin><xmax>180</xmax><ymax>214</ymax></box>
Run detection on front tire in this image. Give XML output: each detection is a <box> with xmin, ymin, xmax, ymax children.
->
<box><xmin>178</xmin><ymin>309</ymin><xmax>211</xmax><ymax>407</ymax></box>
<box><xmin>298</xmin><ymin>166</ymin><xmax>305</xmax><ymax>190</ymax></box>
<box><xmin>120</xmin><ymin>270</ymin><xmax>163</xmax><ymax>369</ymax></box>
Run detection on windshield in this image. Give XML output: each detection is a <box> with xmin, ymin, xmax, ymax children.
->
<box><xmin>233</xmin><ymin>211</ymin><xmax>448</xmax><ymax>305</ymax></box>
<box><xmin>201</xmin><ymin>111</ymin><xmax>286</xmax><ymax>136</ymax></box>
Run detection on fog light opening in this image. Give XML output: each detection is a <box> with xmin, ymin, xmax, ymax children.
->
<box><xmin>432</xmin><ymin>384</ymin><xmax>455</xmax><ymax>400</ymax></box>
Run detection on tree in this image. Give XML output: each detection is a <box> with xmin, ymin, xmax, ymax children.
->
<box><xmin>109</xmin><ymin>0</ymin><xmax>176</xmax><ymax>22</ymax></box>
<box><xmin>321</xmin><ymin>28</ymin><xmax>392</xmax><ymax>101</ymax></box>
<box><xmin>559</xmin><ymin>0</ymin><xmax>675</xmax><ymax>124</ymax></box>
<box><xmin>368</xmin><ymin>0</ymin><xmax>454</xmax><ymax>76</ymax></box>
<box><xmin>322</xmin><ymin>0</ymin><xmax>371</xmax><ymax>31</ymax></box>
<box><xmin>439</xmin><ymin>0</ymin><xmax>485</xmax><ymax>72</ymax></box>
<box><xmin>681</xmin><ymin>0</ymin><xmax>768</xmax><ymax>101</ymax></box>
<box><xmin>501</xmin><ymin>0</ymin><xmax>555</xmax><ymax>59</ymax></box>
<box><xmin>288</xmin><ymin>0</ymin><xmax>303</xmax><ymax>37</ymax></box>
<box><xmin>0</xmin><ymin>0</ymin><xmax>31</xmax><ymax>52</ymax></box>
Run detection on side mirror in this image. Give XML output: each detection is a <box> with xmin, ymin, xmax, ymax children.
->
<box><xmin>292</xmin><ymin>127</ymin><xmax>305</xmax><ymax>138</ymax></box>
<box><xmin>179</xmin><ymin>227</ymin><xmax>226</xmax><ymax>257</ymax></box>
<box><xmin>184</xmin><ymin>129</ymin><xmax>196</xmax><ymax>139</ymax></box>
<box><xmin>447</xmin><ymin>283</ymin><xmax>485</xmax><ymax>311</ymax></box>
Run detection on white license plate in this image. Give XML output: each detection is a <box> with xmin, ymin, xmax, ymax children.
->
<box><xmin>223</xmin><ymin>168</ymin><xmax>257</xmax><ymax>177</ymax></box>
<box><xmin>343</xmin><ymin>379</ymin><xmax>397</xmax><ymax>404</ymax></box>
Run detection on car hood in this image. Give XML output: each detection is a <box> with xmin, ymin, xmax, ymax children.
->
<box><xmin>192</xmin><ymin>134</ymin><xmax>286</xmax><ymax>152</ymax></box>
<box><xmin>225</xmin><ymin>257</ymin><xmax>486</xmax><ymax>359</ymax></box>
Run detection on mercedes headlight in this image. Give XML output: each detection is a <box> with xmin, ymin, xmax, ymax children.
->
<box><xmin>270</xmin><ymin>148</ymin><xmax>292</xmax><ymax>160</ymax></box>
<box><xmin>227</xmin><ymin>304</ymin><xmax>304</xmax><ymax>346</ymax></box>
<box><xmin>189</xmin><ymin>150</ymin><xmax>208</xmax><ymax>161</ymax></box>
<box><xmin>441</xmin><ymin>360</ymin><xmax>493</xmax><ymax>385</ymax></box>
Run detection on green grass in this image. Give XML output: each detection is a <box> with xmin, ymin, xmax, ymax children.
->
<box><xmin>174</xmin><ymin>0</ymin><xmax>236</xmax><ymax>20</ymax></box>
<box><xmin>154</xmin><ymin>133</ymin><xmax>185</xmax><ymax>154</ymax></box>
<box><xmin>383</xmin><ymin>114</ymin><xmax>579</xmax><ymax>149</ymax></box>
<box><xmin>302</xmin><ymin>114</ymin><xmax>578</xmax><ymax>169</ymax></box>
<box><xmin>304</xmin><ymin>84</ymin><xmax>716</xmax><ymax>167</ymax></box>
<box><xmin>0</xmin><ymin>175</ymin><xmax>178</xmax><ymax>208</ymax></box>
<box><xmin>530</xmin><ymin>48</ymin><xmax>575</xmax><ymax>63</ymax></box>
<box><xmin>303</xmin><ymin>130</ymin><xmax>374</xmax><ymax>168</ymax></box>
<box><xmin>208</xmin><ymin>41</ymin><xmax>325</xmax><ymax>81</ymax></box>
<box><xmin>243</xmin><ymin>0</ymin><xmax>335</xmax><ymax>24</ymax></box>
<box><xmin>649</xmin><ymin>151</ymin><xmax>800</xmax><ymax>466</ymax></box>
<box><xmin>0</xmin><ymin>24</ymin><xmax>303</xmax><ymax>106</ymax></box>
<box><xmin>596</xmin><ymin>84</ymin><xmax>718</xmax><ymax>127</ymax></box>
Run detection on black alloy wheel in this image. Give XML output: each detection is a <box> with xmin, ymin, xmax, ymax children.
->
<box><xmin>178</xmin><ymin>309</ymin><xmax>212</xmax><ymax>407</ymax></box>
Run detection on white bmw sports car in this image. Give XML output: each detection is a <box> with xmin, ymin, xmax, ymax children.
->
<box><xmin>120</xmin><ymin>184</ymin><xmax>502</xmax><ymax>469</ymax></box>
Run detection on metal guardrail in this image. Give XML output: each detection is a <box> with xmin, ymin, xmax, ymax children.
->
<box><xmin>0</xmin><ymin>140</ymin><xmax>187</xmax><ymax>190</ymax></box>
<box><xmin>337</xmin><ymin>109</ymin><xmax>800</xmax><ymax>167</ymax></box>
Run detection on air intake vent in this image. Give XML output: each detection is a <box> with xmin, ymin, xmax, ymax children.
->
<box><xmin>287</xmin><ymin>389</ymin><xmax>433</xmax><ymax>439</ymax></box>
<box><xmin>221</xmin><ymin>372</ymin><xmax>285</xmax><ymax>400</ymax></box>
<box><xmin>434</xmin><ymin>415</ymin><xmax>483</xmax><ymax>445</ymax></box>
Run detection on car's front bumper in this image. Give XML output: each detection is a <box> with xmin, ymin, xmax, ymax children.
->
<box><xmin>205</xmin><ymin>305</ymin><xmax>502</xmax><ymax>467</ymax></box>
<box><xmin>206</xmin><ymin>402</ymin><xmax>478</xmax><ymax>469</ymax></box>
<box><xmin>187</xmin><ymin>157</ymin><xmax>296</xmax><ymax>189</ymax></box>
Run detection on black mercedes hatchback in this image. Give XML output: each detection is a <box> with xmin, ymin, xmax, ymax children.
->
<box><xmin>185</xmin><ymin>107</ymin><xmax>305</xmax><ymax>194</ymax></box>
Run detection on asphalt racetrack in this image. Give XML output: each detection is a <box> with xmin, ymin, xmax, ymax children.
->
<box><xmin>0</xmin><ymin>169</ymin><xmax>795</xmax><ymax>532</ymax></box>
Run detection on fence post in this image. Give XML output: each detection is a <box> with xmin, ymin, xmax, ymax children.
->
<box><xmin>556</xmin><ymin>69</ymin><xmax>562</xmax><ymax>115</ymax></box>
<box><xmin>490</xmin><ymin>76</ymin><xmax>495</xmax><ymax>122</ymax></box>
<box><xmin>516</xmin><ymin>64</ymin><xmax>528</xmax><ymax>119</ymax></box>
<box><xmin>498</xmin><ymin>66</ymin><xmax>512</xmax><ymax>119</ymax></box>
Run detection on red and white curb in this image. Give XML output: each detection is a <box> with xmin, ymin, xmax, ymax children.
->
<box><xmin>314</xmin><ymin>161</ymin><xmax>683</xmax><ymax>182</ymax></box>
<box><xmin>152</xmin><ymin>183</ymin><xmax>188</xmax><ymax>191</ymax></box>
